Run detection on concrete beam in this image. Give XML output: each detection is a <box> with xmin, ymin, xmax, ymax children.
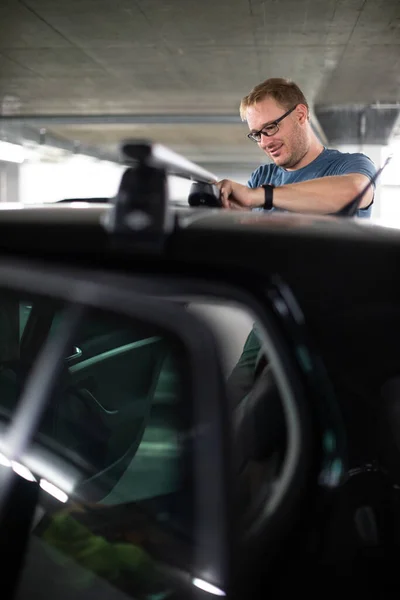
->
<box><xmin>315</xmin><ymin>105</ymin><xmax>400</xmax><ymax>146</ymax></box>
<box><xmin>0</xmin><ymin>122</ymin><xmax>119</xmax><ymax>163</ymax></box>
<box><xmin>0</xmin><ymin>113</ymin><xmax>324</xmax><ymax>141</ymax></box>
<box><xmin>0</xmin><ymin>114</ymin><xmax>244</xmax><ymax>126</ymax></box>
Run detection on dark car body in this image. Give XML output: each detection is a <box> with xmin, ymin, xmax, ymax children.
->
<box><xmin>1</xmin><ymin>202</ymin><xmax>400</xmax><ymax>598</ymax></box>
<box><xmin>3</xmin><ymin>204</ymin><xmax>400</xmax><ymax>473</ymax></box>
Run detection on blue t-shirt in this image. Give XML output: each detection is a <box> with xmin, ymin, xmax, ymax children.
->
<box><xmin>248</xmin><ymin>148</ymin><xmax>376</xmax><ymax>218</ymax></box>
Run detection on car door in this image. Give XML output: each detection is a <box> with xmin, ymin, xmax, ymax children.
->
<box><xmin>0</xmin><ymin>268</ymin><xmax>228</xmax><ymax>600</ymax></box>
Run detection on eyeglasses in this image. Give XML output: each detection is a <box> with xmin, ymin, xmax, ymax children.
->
<box><xmin>247</xmin><ymin>105</ymin><xmax>297</xmax><ymax>143</ymax></box>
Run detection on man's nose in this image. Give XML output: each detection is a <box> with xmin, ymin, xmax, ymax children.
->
<box><xmin>259</xmin><ymin>132</ymin><xmax>276</xmax><ymax>150</ymax></box>
<box><xmin>259</xmin><ymin>134</ymin><xmax>268</xmax><ymax>149</ymax></box>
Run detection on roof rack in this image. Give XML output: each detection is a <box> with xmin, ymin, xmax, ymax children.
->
<box><xmin>121</xmin><ymin>140</ymin><xmax>217</xmax><ymax>183</ymax></box>
<box><xmin>122</xmin><ymin>140</ymin><xmax>222</xmax><ymax>208</ymax></box>
<box><xmin>103</xmin><ymin>140</ymin><xmax>222</xmax><ymax>247</ymax></box>
<box><xmin>57</xmin><ymin>197</ymin><xmax>109</xmax><ymax>204</ymax></box>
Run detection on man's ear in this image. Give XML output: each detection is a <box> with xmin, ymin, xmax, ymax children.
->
<box><xmin>296</xmin><ymin>104</ymin><xmax>309</xmax><ymax>125</ymax></box>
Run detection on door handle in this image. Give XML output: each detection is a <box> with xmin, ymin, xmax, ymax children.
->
<box><xmin>65</xmin><ymin>346</ymin><xmax>82</xmax><ymax>363</ymax></box>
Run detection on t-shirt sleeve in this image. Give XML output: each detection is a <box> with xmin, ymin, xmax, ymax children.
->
<box><xmin>248</xmin><ymin>167</ymin><xmax>260</xmax><ymax>188</ymax></box>
<box><xmin>332</xmin><ymin>152</ymin><xmax>377</xmax><ymax>211</ymax></box>
<box><xmin>333</xmin><ymin>152</ymin><xmax>376</xmax><ymax>182</ymax></box>
<box><xmin>248</xmin><ymin>164</ymin><xmax>274</xmax><ymax>189</ymax></box>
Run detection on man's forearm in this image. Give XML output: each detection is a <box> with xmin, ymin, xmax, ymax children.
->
<box><xmin>248</xmin><ymin>174</ymin><xmax>373</xmax><ymax>214</ymax></box>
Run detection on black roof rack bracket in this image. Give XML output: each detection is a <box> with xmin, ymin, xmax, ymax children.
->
<box><xmin>103</xmin><ymin>139</ymin><xmax>220</xmax><ymax>250</ymax></box>
<box><xmin>103</xmin><ymin>141</ymin><xmax>174</xmax><ymax>251</ymax></box>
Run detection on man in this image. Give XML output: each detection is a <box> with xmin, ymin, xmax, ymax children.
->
<box><xmin>226</xmin><ymin>79</ymin><xmax>377</xmax><ymax>450</ymax></box>
<box><xmin>217</xmin><ymin>78</ymin><xmax>376</xmax><ymax>218</ymax></box>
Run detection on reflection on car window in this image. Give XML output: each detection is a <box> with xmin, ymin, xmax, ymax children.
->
<box><xmin>19</xmin><ymin>302</ymin><xmax>32</xmax><ymax>339</ymax></box>
<box><xmin>0</xmin><ymin>291</ymin><xmax>193</xmax><ymax>600</ymax></box>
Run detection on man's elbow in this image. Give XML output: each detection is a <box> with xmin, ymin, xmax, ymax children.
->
<box><xmin>346</xmin><ymin>174</ymin><xmax>373</xmax><ymax>209</ymax></box>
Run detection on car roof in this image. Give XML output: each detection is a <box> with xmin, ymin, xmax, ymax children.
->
<box><xmin>0</xmin><ymin>201</ymin><xmax>398</xmax><ymax>247</ymax></box>
<box><xmin>0</xmin><ymin>200</ymin><xmax>399</xmax><ymax>393</ymax></box>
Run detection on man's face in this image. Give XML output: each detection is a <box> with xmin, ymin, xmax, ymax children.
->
<box><xmin>246</xmin><ymin>97</ymin><xmax>309</xmax><ymax>169</ymax></box>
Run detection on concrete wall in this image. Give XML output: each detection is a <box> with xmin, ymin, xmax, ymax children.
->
<box><xmin>19</xmin><ymin>159</ymin><xmax>124</xmax><ymax>203</ymax></box>
<box><xmin>379</xmin><ymin>186</ymin><xmax>400</xmax><ymax>224</ymax></box>
<box><xmin>0</xmin><ymin>161</ymin><xmax>20</xmax><ymax>203</ymax></box>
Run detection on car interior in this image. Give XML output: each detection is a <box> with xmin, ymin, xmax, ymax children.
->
<box><xmin>1</xmin><ymin>295</ymin><xmax>252</xmax><ymax>490</ymax></box>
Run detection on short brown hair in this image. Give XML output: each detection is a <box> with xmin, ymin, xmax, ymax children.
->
<box><xmin>239</xmin><ymin>78</ymin><xmax>309</xmax><ymax>121</ymax></box>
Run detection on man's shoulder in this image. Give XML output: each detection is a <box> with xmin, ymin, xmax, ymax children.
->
<box><xmin>324</xmin><ymin>147</ymin><xmax>367</xmax><ymax>158</ymax></box>
<box><xmin>322</xmin><ymin>147</ymin><xmax>376</xmax><ymax>177</ymax></box>
<box><xmin>321</xmin><ymin>148</ymin><xmax>344</xmax><ymax>162</ymax></box>
<box><xmin>323</xmin><ymin>147</ymin><xmax>375</xmax><ymax>167</ymax></box>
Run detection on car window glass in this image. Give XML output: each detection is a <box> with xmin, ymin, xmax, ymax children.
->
<box><xmin>0</xmin><ymin>291</ymin><xmax>194</xmax><ymax>600</ymax></box>
<box><xmin>2</xmin><ymin>291</ymin><xmax>300</xmax><ymax>600</ymax></box>
<box><xmin>19</xmin><ymin>302</ymin><xmax>32</xmax><ymax>339</ymax></box>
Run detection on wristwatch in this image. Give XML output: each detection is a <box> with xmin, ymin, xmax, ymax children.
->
<box><xmin>262</xmin><ymin>184</ymin><xmax>274</xmax><ymax>210</ymax></box>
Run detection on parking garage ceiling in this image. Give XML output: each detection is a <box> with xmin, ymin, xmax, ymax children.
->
<box><xmin>0</xmin><ymin>0</ymin><xmax>399</xmax><ymax>165</ymax></box>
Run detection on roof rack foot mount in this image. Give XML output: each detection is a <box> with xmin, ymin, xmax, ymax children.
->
<box><xmin>104</xmin><ymin>140</ymin><xmax>220</xmax><ymax>247</ymax></box>
<box><xmin>103</xmin><ymin>141</ymin><xmax>172</xmax><ymax>247</ymax></box>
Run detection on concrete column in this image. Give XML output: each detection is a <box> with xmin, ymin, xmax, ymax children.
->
<box><xmin>334</xmin><ymin>144</ymin><xmax>384</xmax><ymax>219</ymax></box>
<box><xmin>0</xmin><ymin>161</ymin><xmax>20</xmax><ymax>203</ymax></box>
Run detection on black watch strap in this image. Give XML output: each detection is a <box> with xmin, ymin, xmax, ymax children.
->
<box><xmin>262</xmin><ymin>184</ymin><xmax>274</xmax><ymax>210</ymax></box>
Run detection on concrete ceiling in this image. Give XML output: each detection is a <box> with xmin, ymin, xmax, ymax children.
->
<box><xmin>0</xmin><ymin>0</ymin><xmax>399</xmax><ymax>167</ymax></box>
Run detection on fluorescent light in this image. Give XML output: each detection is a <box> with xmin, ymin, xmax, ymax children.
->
<box><xmin>0</xmin><ymin>455</ymin><xmax>70</xmax><ymax>502</ymax></box>
<box><xmin>70</xmin><ymin>202</ymin><xmax>92</xmax><ymax>208</ymax></box>
<box><xmin>40</xmin><ymin>479</ymin><xmax>69</xmax><ymax>503</ymax></box>
<box><xmin>192</xmin><ymin>578</ymin><xmax>226</xmax><ymax>596</ymax></box>
<box><xmin>11</xmin><ymin>461</ymin><xmax>36</xmax><ymax>482</ymax></box>
<box><xmin>0</xmin><ymin>141</ymin><xmax>25</xmax><ymax>164</ymax></box>
<box><xmin>22</xmin><ymin>453</ymin><xmax>76</xmax><ymax>494</ymax></box>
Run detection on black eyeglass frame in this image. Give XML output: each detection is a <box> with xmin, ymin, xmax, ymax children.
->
<box><xmin>247</xmin><ymin>105</ymin><xmax>298</xmax><ymax>143</ymax></box>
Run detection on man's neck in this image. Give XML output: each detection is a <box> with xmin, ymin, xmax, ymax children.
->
<box><xmin>286</xmin><ymin>139</ymin><xmax>325</xmax><ymax>171</ymax></box>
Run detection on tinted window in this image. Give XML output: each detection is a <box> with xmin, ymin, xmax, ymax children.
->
<box><xmin>0</xmin><ymin>292</ymin><xmax>193</xmax><ymax>600</ymax></box>
<box><xmin>19</xmin><ymin>302</ymin><xmax>32</xmax><ymax>339</ymax></box>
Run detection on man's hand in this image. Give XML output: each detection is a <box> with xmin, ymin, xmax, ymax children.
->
<box><xmin>216</xmin><ymin>179</ymin><xmax>263</xmax><ymax>209</ymax></box>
